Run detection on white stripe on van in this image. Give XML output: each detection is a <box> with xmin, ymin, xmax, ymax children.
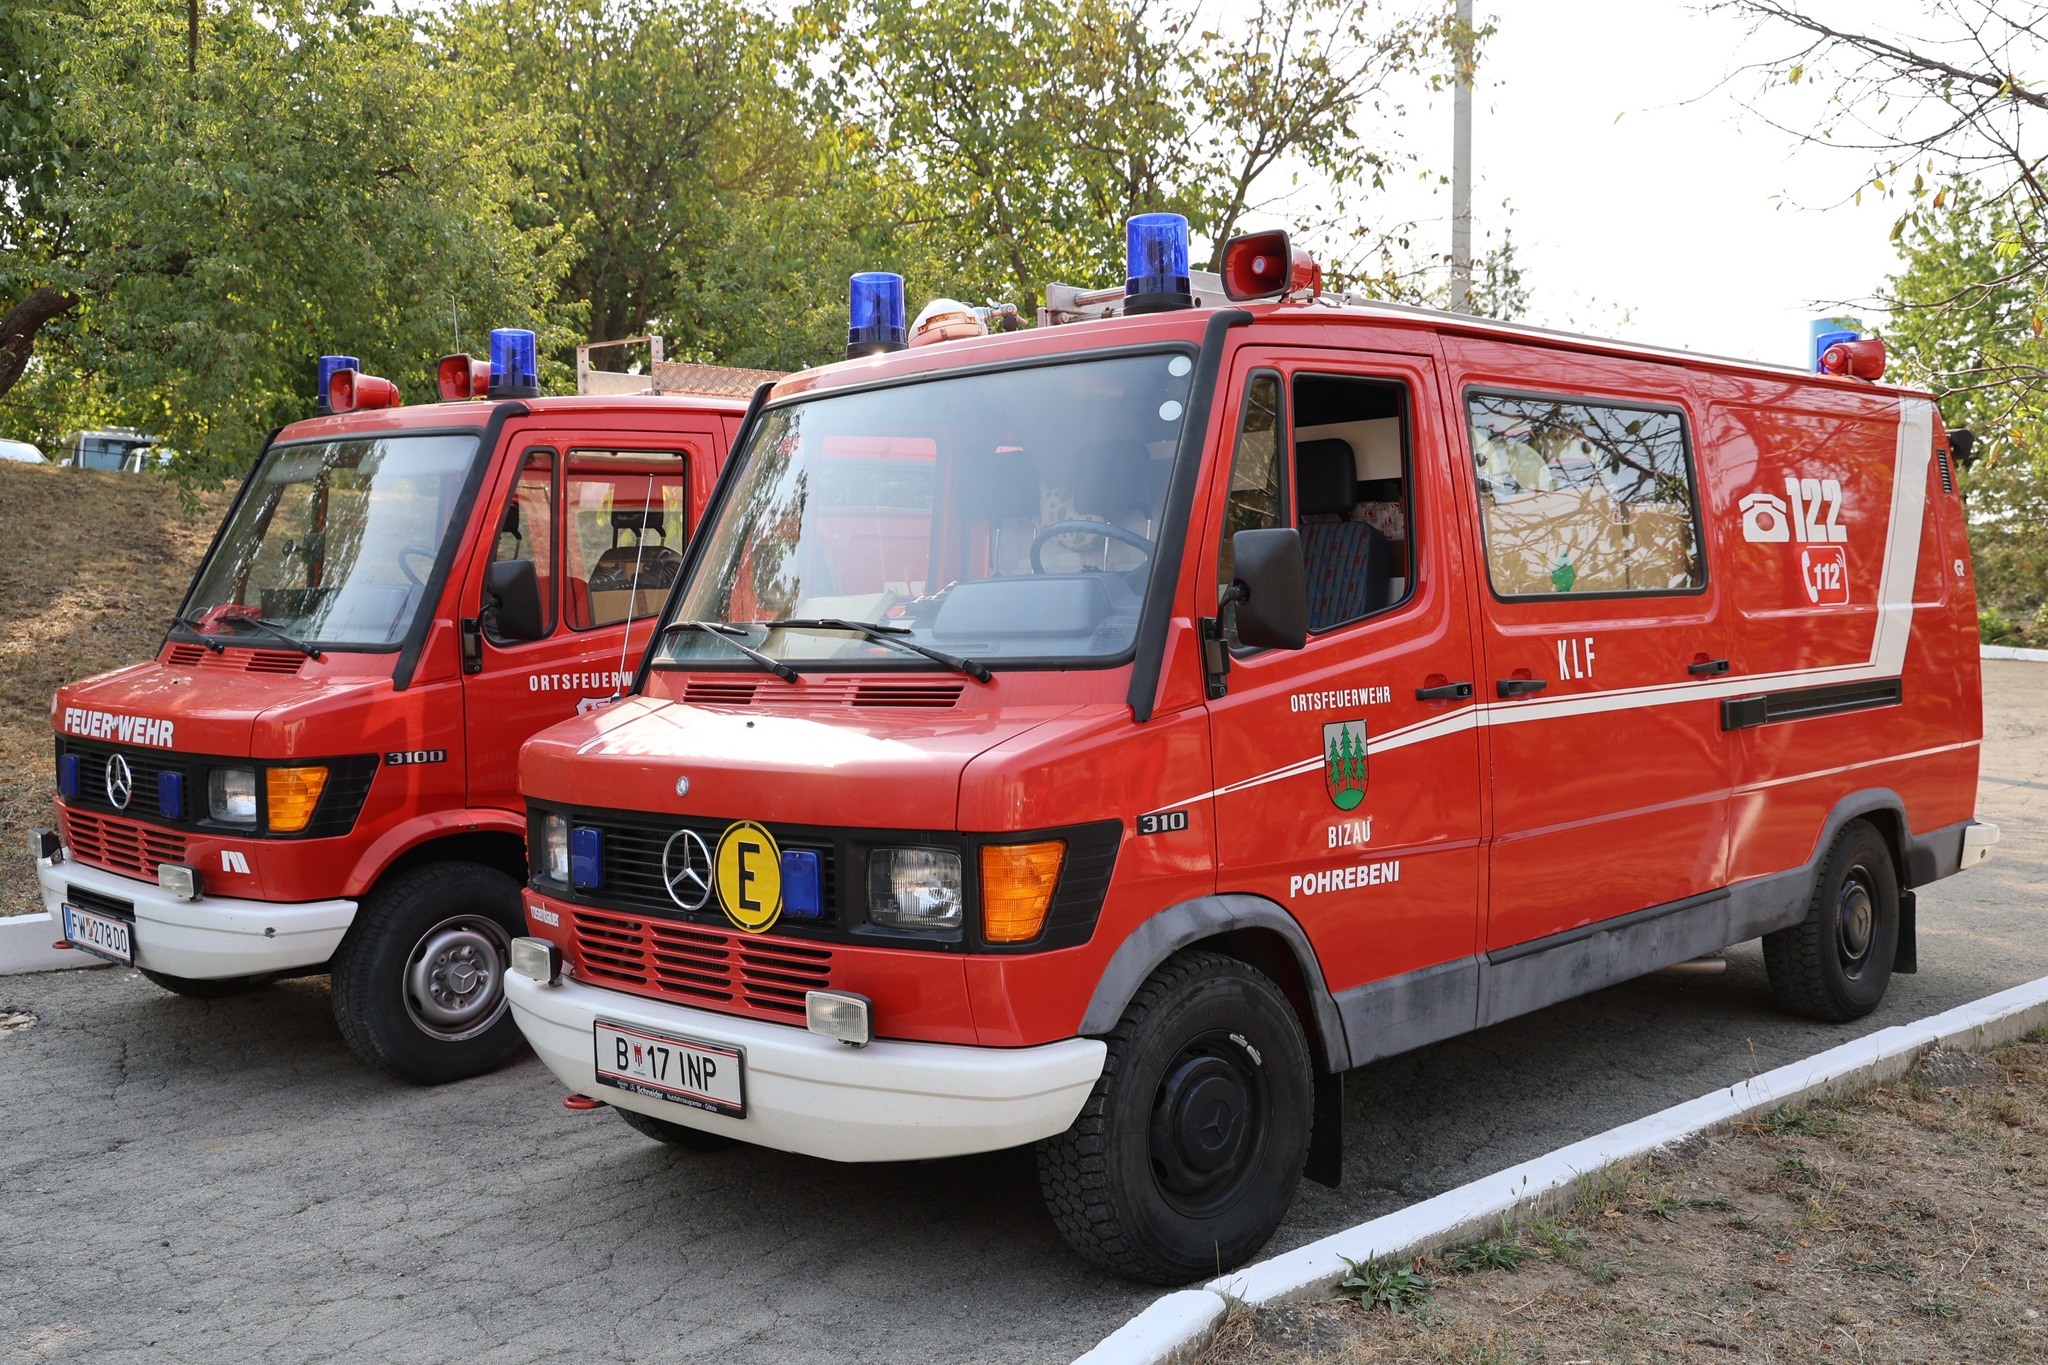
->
<box><xmin>1148</xmin><ymin>397</ymin><xmax>1942</xmax><ymax>817</ymax></box>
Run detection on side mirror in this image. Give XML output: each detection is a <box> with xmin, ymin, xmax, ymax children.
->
<box><xmin>483</xmin><ymin>558</ymin><xmax>546</xmax><ymax>642</ymax></box>
<box><xmin>1949</xmin><ymin>428</ymin><xmax>1976</xmax><ymax>471</ymax></box>
<box><xmin>1229</xmin><ymin>527</ymin><xmax>1307</xmax><ymax>651</ymax></box>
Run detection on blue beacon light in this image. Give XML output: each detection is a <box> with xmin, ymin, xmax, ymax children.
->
<box><xmin>1124</xmin><ymin>212</ymin><xmax>1194</xmax><ymax>314</ymax></box>
<box><xmin>314</xmin><ymin>355</ymin><xmax>359</xmax><ymax>415</ymax></box>
<box><xmin>488</xmin><ymin>328</ymin><xmax>541</xmax><ymax>399</ymax></box>
<box><xmin>846</xmin><ymin>272</ymin><xmax>908</xmax><ymax>359</ymax></box>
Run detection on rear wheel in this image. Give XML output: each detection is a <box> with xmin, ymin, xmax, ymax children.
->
<box><xmin>139</xmin><ymin>969</ymin><xmax>272</xmax><ymax>1000</ymax></box>
<box><xmin>330</xmin><ymin>862</ymin><xmax>526</xmax><ymax>1084</ymax></box>
<box><xmin>1763</xmin><ymin>819</ymin><xmax>1899</xmax><ymax>1022</ymax></box>
<box><xmin>1037</xmin><ymin>950</ymin><xmax>1313</xmax><ymax>1284</ymax></box>
<box><xmin>616</xmin><ymin>1105</ymin><xmax>738</xmax><ymax>1151</ymax></box>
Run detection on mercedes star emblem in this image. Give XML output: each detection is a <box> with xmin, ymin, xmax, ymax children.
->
<box><xmin>104</xmin><ymin>754</ymin><xmax>134</xmax><ymax>811</ymax></box>
<box><xmin>661</xmin><ymin>828</ymin><xmax>714</xmax><ymax>911</ymax></box>
<box><xmin>675</xmin><ymin>776</ymin><xmax>691</xmax><ymax>797</ymax></box>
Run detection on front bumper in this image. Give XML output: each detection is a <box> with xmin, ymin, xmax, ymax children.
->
<box><xmin>507</xmin><ymin>971</ymin><xmax>1106</xmax><ymax>1162</ymax></box>
<box><xmin>39</xmin><ymin>856</ymin><xmax>355</xmax><ymax>979</ymax></box>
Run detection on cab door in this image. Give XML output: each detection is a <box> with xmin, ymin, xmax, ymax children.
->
<box><xmin>1445</xmin><ymin>343</ymin><xmax>1734</xmax><ymax>952</ymax></box>
<box><xmin>462</xmin><ymin>424</ymin><xmax>716</xmax><ymax>813</ymax></box>
<box><xmin>1199</xmin><ymin>346</ymin><xmax>1487</xmax><ymax>1057</ymax></box>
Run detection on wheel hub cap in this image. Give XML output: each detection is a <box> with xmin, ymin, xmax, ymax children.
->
<box><xmin>406</xmin><ymin>922</ymin><xmax>505</xmax><ymax>1033</ymax></box>
<box><xmin>1150</xmin><ymin>1046</ymin><xmax>1261</xmax><ymax>1213</ymax></box>
<box><xmin>1836</xmin><ymin>872</ymin><xmax>1875</xmax><ymax>973</ymax></box>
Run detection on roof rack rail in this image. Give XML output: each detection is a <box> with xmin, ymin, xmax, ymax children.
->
<box><xmin>1038</xmin><ymin>270</ymin><xmax>1229</xmax><ymax>327</ymax></box>
<box><xmin>575</xmin><ymin>336</ymin><xmax>783</xmax><ymax>398</ymax></box>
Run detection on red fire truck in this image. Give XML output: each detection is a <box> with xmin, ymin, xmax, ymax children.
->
<box><xmin>502</xmin><ymin>224</ymin><xmax>1996</xmax><ymax>1282</ymax></box>
<box><xmin>38</xmin><ymin>331</ymin><xmax>770</xmax><ymax>1083</ymax></box>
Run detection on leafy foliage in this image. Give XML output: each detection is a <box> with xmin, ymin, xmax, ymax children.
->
<box><xmin>1335</xmin><ymin>1255</ymin><xmax>1436</xmax><ymax>1313</ymax></box>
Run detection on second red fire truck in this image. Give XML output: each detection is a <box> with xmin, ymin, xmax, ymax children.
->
<box><xmin>503</xmin><ymin>223</ymin><xmax>1994</xmax><ymax>1281</ymax></box>
<box><xmin>39</xmin><ymin>332</ymin><xmax>768</xmax><ymax>1082</ymax></box>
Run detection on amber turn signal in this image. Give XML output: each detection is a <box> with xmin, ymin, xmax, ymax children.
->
<box><xmin>265</xmin><ymin>766</ymin><xmax>330</xmax><ymax>833</ymax></box>
<box><xmin>980</xmin><ymin>840</ymin><xmax>1066</xmax><ymax>944</ymax></box>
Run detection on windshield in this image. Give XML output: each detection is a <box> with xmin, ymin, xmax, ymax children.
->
<box><xmin>180</xmin><ymin>433</ymin><xmax>482</xmax><ymax>649</ymax></box>
<box><xmin>658</xmin><ymin>350</ymin><xmax>1196</xmax><ymax>669</ymax></box>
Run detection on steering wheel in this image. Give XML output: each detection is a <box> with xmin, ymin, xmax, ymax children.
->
<box><xmin>1029</xmin><ymin>520</ymin><xmax>1156</xmax><ymax>574</ymax></box>
<box><xmin>398</xmin><ymin>544</ymin><xmax>437</xmax><ymax>587</ymax></box>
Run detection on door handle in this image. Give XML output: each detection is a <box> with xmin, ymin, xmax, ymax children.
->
<box><xmin>1495</xmin><ymin>678</ymin><xmax>1547</xmax><ymax>699</ymax></box>
<box><xmin>1688</xmin><ymin>658</ymin><xmax>1731</xmax><ymax>676</ymax></box>
<box><xmin>1415</xmin><ymin>681</ymin><xmax>1474</xmax><ymax>701</ymax></box>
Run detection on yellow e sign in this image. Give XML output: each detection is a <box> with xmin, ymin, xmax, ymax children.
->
<box><xmin>714</xmin><ymin>821</ymin><xmax>782</xmax><ymax>933</ymax></box>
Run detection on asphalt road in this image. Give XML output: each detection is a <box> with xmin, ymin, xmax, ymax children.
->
<box><xmin>3</xmin><ymin>661</ymin><xmax>2043</xmax><ymax>1365</ymax></box>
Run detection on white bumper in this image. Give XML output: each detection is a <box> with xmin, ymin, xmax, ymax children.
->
<box><xmin>1961</xmin><ymin>821</ymin><xmax>2000</xmax><ymax>871</ymax></box>
<box><xmin>39</xmin><ymin>856</ymin><xmax>355</xmax><ymax>979</ymax></box>
<box><xmin>508</xmin><ymin>971</ymin><xmax>1107</xmax><ymax>1162</ymax></box>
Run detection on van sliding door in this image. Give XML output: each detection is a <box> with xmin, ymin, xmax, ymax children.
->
<box><xmin>1448</xmin><ymin>345</ymin><xmax>1733</xmax><ymax>967</ymax></box>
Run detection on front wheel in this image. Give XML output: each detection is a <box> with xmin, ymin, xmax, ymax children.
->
<box><xmin>330</xmin><ymin>861</ymin><xmax>526</xmax><ymax>1084</ymax></box>
<box><xmin>1037</xmin><ymin>950</ymin><xmax>1313</xmax><ymax>1284</ymax></box>
<box><xmin>1762</xmin><ymin>819</ymin><xmax>1900</xmax><ymax>1022</ymax></box>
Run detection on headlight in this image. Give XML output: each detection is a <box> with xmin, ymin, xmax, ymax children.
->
<box><xmin>868</xmin><ymin>848</ymin><xmax>963</xmax><ymax>931</ymax></box>
<box><xmin>208</xmin><ymin>768</ymin><xmax>257</xmax><ymax>825</ymax></box>
<box><xmin>543</xmin><ymin>814</ymin><xmax>570</xmax><ymax>882</ymax></box>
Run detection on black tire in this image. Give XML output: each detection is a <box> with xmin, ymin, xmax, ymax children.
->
<box><xmin>1037</xmin><ymin>950</ymin><xmax>1313</xmax><ymax>1284</ymax></box>
<box><xmin>1763</xmin><ymin>819</ymin><xmax>1900</xmax><ymax>1022</ymax></box>
<box><xmin>139</xmin><ymin>968</ymin><xmax>272</xmax><ymax>999</ymax></box>
<box><xmin>615</xmin><ymin>1105</ymin><xmax>739</xmax><ymax>1151</ymax></box>
<box><xmin>330</xmin><ymin>861</ymin><xmax>526</xmax><ymax>1084</ymax></box>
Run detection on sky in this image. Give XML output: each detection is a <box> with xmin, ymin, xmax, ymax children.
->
<box><xmin>1323</xmin><ymin>0</ymin><xmax>1927</xmax><ymax>368</ymax></box>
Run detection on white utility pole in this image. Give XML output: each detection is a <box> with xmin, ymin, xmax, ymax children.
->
<box><xmin>1448</xmin><ymin>0</ymin><xmax>1473</xmax><ymax>313</ymax></box>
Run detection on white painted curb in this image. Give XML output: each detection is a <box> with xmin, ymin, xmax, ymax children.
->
<box><xmin>1074</xmin><ymin>974</ymin><xmax>2048</xmax><ymax>1365</ymax></box>
<box><xmin>1981</xmin><ymin>644</ymin><xmax>2048</xmax><ymax>662</ymax></box>
<box><xmin>0</xmin><ymin>911</ymin><xmax>104</xmax><ymax>976</ymax></box>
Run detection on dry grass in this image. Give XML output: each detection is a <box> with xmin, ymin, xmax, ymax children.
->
<box><xmin>1200</xmin><ymin>1036</ymin><xmax>2048</xmax><ymax>1365</ymax></box>
<box><xmin>0</xmin><ymin>461</ymin><xmax>228</xmax><ymax>915</ymax></box>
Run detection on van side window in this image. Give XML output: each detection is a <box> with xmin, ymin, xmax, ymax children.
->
<box><xmin>1217</xmin><ymin>372</ymin><xmax>1285</xmax><ymax>648</ymax></box>
<box><xmin>489</xmin><ymin>448</ymin><xmax>556</xmax><ymax>640</ymax></box>
<box><xmin>562</xmin><ymin>449</ymin><xmax>690</xmax><ymax>630</ymax></box>
<box><xmin>1292</xmin><ymin>374</ymin><xmax>1411</xmax><ymax>633</ymax></box>
<box><xmin>1467</xmin><ymin>392</ymin><xmax>1703</xmax><ymax>597</ymax></box>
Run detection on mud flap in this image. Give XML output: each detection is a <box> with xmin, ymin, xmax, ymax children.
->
<box><xmin>1304</xmin><ymin>1067</ymin><xmax>1342</xmax><ymax>1188</ymax></box>
<box><xmin>1895</xmin><ymin>888</ymin><xmax>1917</xmax><ymax>975</ymax></box>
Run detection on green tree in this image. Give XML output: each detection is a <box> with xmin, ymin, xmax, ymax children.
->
<box><xmin>435</xmin><ymin>0</ymin><xmax>901</xmax><ymax>372</ymax></box>
<box><xmin>1888</xmin><ymin>182</ymin><xmax>2048</xmax><ymax>621</ymax></box>
<box><xmin>0</xmin><ymin>0</ymin><xmax>571</xmax><ymax>479</ymax></box>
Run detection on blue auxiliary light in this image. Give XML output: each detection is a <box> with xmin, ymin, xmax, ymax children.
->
<box><xmin>58</xmin><ymin>753</ymin><xmax>79</xmax><ymax>799</ymax></box>
<box><xmin>314</xmin><ymin>355</ymin><xmax>359</xmax><ymax>415</ymax></box>
<box><xmin>781</xmin><ymin>849</ymin><xmax>822</xmax><ymax>918</ymax></box>
<box><xmin>569</xmin><ymin>826</ymin><xmax>604</xmax><ymax>889</ymax></box>
<box><xmin>846</xmin><ymin>272</ymin><xmax>908</xmax><ymax>359</ymax></box>
<box><xmin>1125</xmin><ymin>212</ymin><xmax>1194</xmax><ymax>314</ymax></box>
<box><xmin>158</xmin><ymin>771</ymin><xmax>185</xmax><ymax>821</ymax></box>
<box><xmin>489</xmin><ymin>328</ymin><xmax>541</xmax><ymax>399</ymax></box>
<box><xmin>1809</xmin><ymin>316</ymin><xmax>1861</xmax><ymax>373</ymax></box>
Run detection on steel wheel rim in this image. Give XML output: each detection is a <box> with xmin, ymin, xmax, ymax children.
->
<box><xmin>1835</xmin><ymin>864</ymin><xmax>1877</xmax><ymax>979</ymax></box>
<box><xmin>1147</xmin><ymin>1029</ymin><xmax>1269</xmax><ymax>1219</ymax></box>
<box><xmin>403</xmin><ymin>915</ymin><xmax>511</xmax><ymax>1041</ymax></box>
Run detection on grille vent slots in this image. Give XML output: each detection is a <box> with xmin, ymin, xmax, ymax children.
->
<box><xmin>679</xmin><ymin>678</ymin><xmax>962</xmax><ymax>709</ymax></box>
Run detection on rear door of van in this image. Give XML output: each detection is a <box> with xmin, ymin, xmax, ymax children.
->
<box><xmin>1443</xmin><ymin>341</ymin><xmax>1735</xmax><ymax>957</ymax></box>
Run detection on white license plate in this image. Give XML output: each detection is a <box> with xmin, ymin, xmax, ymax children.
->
<box><xmin>62</xmin><ymin>902</ymin><xmax>132</xmax><ymax>965</ymax></box>
<box><xmin>593</xmin><ymin>1021</ymin><xmax>745</xmax><ymax>1117</ymax></box>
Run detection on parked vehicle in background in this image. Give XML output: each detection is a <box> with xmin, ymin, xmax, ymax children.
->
<box><xmin>501</xmin><ymin>219</ymin><xmax>1995</xmax><ymax>1282</ymax></box>
<box><xmin>58</xmin><ymin>428</ymin><xmax>164</xmax><ymax>472</ymax></box>
<box><xmin>0</xmin><ymin>437</ymin><xmax>45</xmax><ymax>463</ymax></box>
<box><xmin>37</xmin><ymin>331</ymin><xmax>777</xmax><ymax>1084</ymax></box>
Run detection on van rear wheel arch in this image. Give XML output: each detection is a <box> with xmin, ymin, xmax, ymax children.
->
<box><xmin>1078</xmin><ymin>894</ymin><xmax>1348</xmax><ymax>1072</ymax></box>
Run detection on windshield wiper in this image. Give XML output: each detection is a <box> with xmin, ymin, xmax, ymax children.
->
<box><xmin>211</xmin><ymin>614</ymin><xmax>323</xmax><ymax>660</ymax></box>
<box><xmin>169</xmin><ymin>614</ymin><xmax>227</xmax><ymax>653</ymax></box>
<box><xmin>655</xmin><ymin>620</ymin><xmax>799</xmax><ymax>684</ymax></box>
<box><xmin>760</xmin><ymin>618</ymin><xmax>992</xmax><ymax>684</ymax></box>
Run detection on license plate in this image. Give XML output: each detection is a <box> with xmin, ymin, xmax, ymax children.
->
<box><xmin>593</xmin><ymin>1021</ymin><xmax>745</xmax><ymax>1118</ymax></box>
<box><xmin>62</xmin><ymin>902</ymin><xmax>133</xmax><ymax>965</ymax></box>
